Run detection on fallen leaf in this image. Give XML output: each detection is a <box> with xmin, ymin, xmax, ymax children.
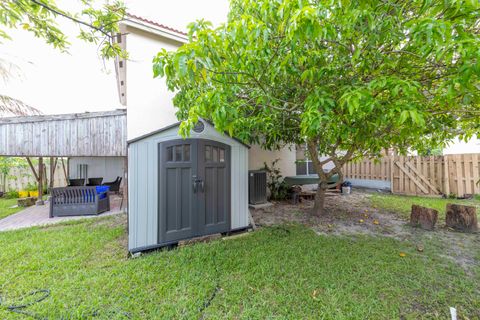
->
<box><xmin>373</xmin><ymin>220</ymin><xmax>380</xmax><ymax>225</ymax></box>
<box><xmin>399</xmin><ymin>252</ymin><xmax>406</xmax><ymax>257</ymax></box>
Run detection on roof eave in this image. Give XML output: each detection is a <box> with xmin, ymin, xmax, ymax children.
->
<box><xmin>121</xmin><ymin>18</ymin><xmax>189</xmax><ymax>44</ymax></box>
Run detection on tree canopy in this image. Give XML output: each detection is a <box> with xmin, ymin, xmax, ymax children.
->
<box><xmin>154</xmin><ymin>0</ymin><xmax>479</xmax><ymax>214</ymax></box>
<box><xmin>0</xmin><ymin>0</ymin><xmax>126</xmax><ymax>59</ymax></box>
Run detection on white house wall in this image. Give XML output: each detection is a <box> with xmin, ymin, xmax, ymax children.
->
<box><xmin>124</xmin><ymin>26</ymin><xmax>182</xmax><ymax>140</ymax></box>
<box><xmin>248</xmin><ymin>144</ymin><xmax>297</xmax><ymax>177</ymax></box>
<box><xmin>128</xmin><ymin>123</ymin><xmax>249</xmax><ymax>251</ymax></box>
<box><xmin>69</xmin><ymin>157</ymin><xmax>125</xmax><ymax>183</ymax></box>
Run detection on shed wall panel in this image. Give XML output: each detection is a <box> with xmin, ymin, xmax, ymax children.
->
<box><xmin>128</xmin><ymin>122</ymin><xmax>249</xmax><ymax>251</ymax></box>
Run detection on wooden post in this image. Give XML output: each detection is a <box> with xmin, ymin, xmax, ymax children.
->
<box><xmin>26</xmin><ymin>157</ymin><xmax>39</xmax><ymax>182</ymax></box>
<box><xmin>36</xmin><ymin>157</ymin><xmax>44</xmax><ymax>205</ymax></box>
<box><xmin>444</xmin><ymin>155</ymin><xmax>450</xmax><ymax>197</ymax></box>
<box><xmin>49</xmin><ymin>157</ymin><xmax>57</xmax><ymax>190</ymax></box>
<box><xmin>389</xmin><ymin>156</ymin><xmax>394</xmax><ymax>193</ymax></box>
<box><xmin>61</xmin><ymin>158</ymin><xmax>68</xmax><ymax>185</ymax></box>
<box><xmin>67</xmin><ymin>158</ymin><xmax>70</xmax><ymax>180</ymax></box>
<box><xmin>43</xmin><ymin>163</ymin><xmax>47</xmax><ymax>192</ymax></box>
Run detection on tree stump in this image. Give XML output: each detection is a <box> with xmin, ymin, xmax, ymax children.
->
<box><xmin>446</xmin><ymin>204</ymin><xmax>478</xmax><ymax>232</ymax></box>
<box><xmin>410</xmin><ymin>205</ymin><xmax>438</xmax><ymax>231</ymax></box>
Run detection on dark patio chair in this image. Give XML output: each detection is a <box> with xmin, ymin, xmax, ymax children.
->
<box><xmin>102</xmin><ymin>176</ymin><xmax>122</xmax><ymax>192</ymax></box>
<box><xmin>68</xmin><ymin>178</ymin><xmax>85</xmax><ymax>186</ymax></box>
<box><xmin>86</xmin><ymin>177</ymin><xmax>103</xmax><ymax>186</ymax></box>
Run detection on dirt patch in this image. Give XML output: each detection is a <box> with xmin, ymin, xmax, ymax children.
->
<box><xmin>251</xmin><ymin>190</ymin><xmax>480</xmax><ymax>272</ymax></box>
<box><xmin>252</xmin><ymin>191</ymin><xmax>409</xmax><ymax>238</ymax></box>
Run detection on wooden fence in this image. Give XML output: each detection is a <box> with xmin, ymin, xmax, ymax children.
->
<box><xmin>343</xmin><ymin>154</ymin><xmax>480</xmax><ymax>197</ymax></box>
<box><xmin>1</xmin><ymin>162</ymin><xmax>67</xmax><ymax>192</ymax></box>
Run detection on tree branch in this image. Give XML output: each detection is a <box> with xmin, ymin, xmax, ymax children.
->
<box><xmin>28</xmin><ymin>0</ymin><xmax>113</xmax><ymax>38</ymax></box>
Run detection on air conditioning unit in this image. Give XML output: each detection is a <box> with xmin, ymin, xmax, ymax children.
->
<box><xmin>248</xmin><ymin>170</ymin><xmax>267</xmax><ymax>205</ymax></box>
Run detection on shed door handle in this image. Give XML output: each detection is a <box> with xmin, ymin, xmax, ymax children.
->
<box><xmin>193</xmin><ymin>178</ymin><xmax>204</xmax><ymax>193</ymax></box>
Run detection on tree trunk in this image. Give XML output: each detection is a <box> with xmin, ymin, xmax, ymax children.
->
<box><xmin>312</xmin><ymin>186</ymin><xmax>327</xmax><ymax>216</ymax></box>
<box><xmin>410</xmin><ymin>205</ymin><xmax>438</xmax><ymax>230</ymax></box>
<box><xmin>306</xmin><ymin>139</ymin><xmax>353</xmax><ymax>217</ymax></box>
<box><xmin>446</xmin><ymin>204</ymin><xmax>478</xmax><ymax>232</ymax></box>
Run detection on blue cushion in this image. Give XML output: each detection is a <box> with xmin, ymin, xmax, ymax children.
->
<box><xmin>96</xmin><ymin>186</ymin><xmax>110</xmax><ymax>199</ymax></box>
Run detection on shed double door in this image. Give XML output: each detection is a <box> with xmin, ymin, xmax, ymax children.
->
<box><xmin>159</xmin><ymin>139</ymin><xmax>231</xmax><ymax>244</ymax></box>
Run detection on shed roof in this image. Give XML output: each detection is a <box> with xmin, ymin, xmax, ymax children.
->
<box><xmin>127</xmin><ymin>120</ymin><xmax>250</xmax><ymax>149</ymax></box>
<box><xmin>0</xmin><ymin>109</ymin><xmax>126</xmax><ymax>157</ymax></box>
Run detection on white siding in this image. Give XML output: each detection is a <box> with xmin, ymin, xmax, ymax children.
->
<box><xmin>128</xmin><ymin>122</ymin><xmax>249</xmax><ymax>251</ymax></box>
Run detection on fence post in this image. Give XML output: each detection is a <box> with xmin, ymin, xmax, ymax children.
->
<box><xmin>443</xmin><ymin>155</ymin><xmax>450</xmax><ymax>196</ymax></box>
<box><xmin>389</xmin><ymin>156</ymin><xmax>394</xmax><ymax>193</ymax></box>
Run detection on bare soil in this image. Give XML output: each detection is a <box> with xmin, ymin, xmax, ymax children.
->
<box><xmin>251</xmin><ymin>190</ymin><xmax>480</xmax><ymax>273</ymax></box>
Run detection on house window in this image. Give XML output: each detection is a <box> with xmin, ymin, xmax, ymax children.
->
<box><xmin>296</xmin><ymin>160</ymin><xmax>317</xmax><ymax>175</ymax></box>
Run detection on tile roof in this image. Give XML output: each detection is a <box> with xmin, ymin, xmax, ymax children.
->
<box><xmin>126</xmin><ymin>13</ymin><xmax>188</xmax><ymax>36</ymax></box>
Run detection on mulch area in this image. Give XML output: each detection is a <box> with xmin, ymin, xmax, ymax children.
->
<box><xmin>251</xmin><ymin>190</ymin><xmax>408</xmax><ymax>238</ymax></box>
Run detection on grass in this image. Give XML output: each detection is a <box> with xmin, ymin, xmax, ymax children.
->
<box><xmin>0</xmin><ymin>198</ymin><xmax>23</xmax><ymax>220</ymax></box>
<box><xmin>370</xmin><ymin>193</ymin><xmax>480</xmax><ymax>222</ymax></box>
<box><xmin>0</xmin><ymin>215</ymin><xmax>478</xmax><ymax>319</ymax></box>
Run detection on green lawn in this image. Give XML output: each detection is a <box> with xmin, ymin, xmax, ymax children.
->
<box><xmin>0</xmin><ymin>215</ymin><xmax>478</xmax><ymax>319</ymax></box>
<box><xmin>0</xmin><ymin>198</ymin><xmax>23</xmax><ymax>220</ymax></box>
<box><xmin>370</xmin><ymin>193</ymin><xmax>480</xmax><ymax>222</ymax></box>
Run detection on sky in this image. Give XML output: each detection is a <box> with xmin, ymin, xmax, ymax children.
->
<box><xmin>0</xmin><ymin>0</ymin><xmax>229</xmax><ymax>115</ymax></box>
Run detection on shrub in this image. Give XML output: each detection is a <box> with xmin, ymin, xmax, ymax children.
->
<box><xmin>5</xmin><ymin>191</ymin><xmax>19</xmax><ymax>199</ymax></box>
<box><xmin>25</xmin><ymin>182</ymin><xmax>38</xmax><ymax>192</ymax></box>
<box><xmin>263</xmin><ymin>159</ymin><xmax>289</xmax><ymax>201</ymax></box>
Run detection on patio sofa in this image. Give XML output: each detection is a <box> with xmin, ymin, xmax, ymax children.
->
<box><xmin>49</xmin><ymin>186</ymin><xmax>110</xmax><ymax>217</ymax></box>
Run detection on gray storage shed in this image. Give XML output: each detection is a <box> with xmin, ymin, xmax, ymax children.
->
<box><xmin>128</xmin><ymin>120</ymin><xmax>250</xmax><ymax>252</ymax></box>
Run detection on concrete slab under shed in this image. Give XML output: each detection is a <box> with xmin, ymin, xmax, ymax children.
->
<box><xmin>249</xmin><ymin>202</ymin><xmax>273</xmax><ymax>210</ymax></box>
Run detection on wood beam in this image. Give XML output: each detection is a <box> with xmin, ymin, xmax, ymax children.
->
<box><xmin>61</xmin><ymin>158</ymin><xmax>68</xmax><ymax>183</ymax></box>
<box><xmin>37</xmin><ymin>157</ymin><xmax>44</xmax><ymax>204</ymax></box>
<box><xmin>26</xmin><ymin>157</ymin><xmax>39</xmax><ymax>182</ymax></box>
